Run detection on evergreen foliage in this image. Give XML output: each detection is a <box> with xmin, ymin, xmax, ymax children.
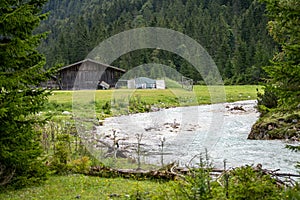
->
<box><xmin>257</xmin><ymin>85</ymin><xmax>278</xmax><ymax>115</ymax></box>
<box><xmin>252</xmin><ymin>0</ymin><xmax>300</xmax><ymax>148</ymax></box>
<box><xmin>0</xmin><ymin>0</ymin><xmax>54</xmax><ymax>188</ymax></box>
<box><xmin>38</xmin><ymin>0</ymin><xmax>277</xmax><ymax>84</ymax></box>
<box><xmin>260</xmin><ymin>0</ymin><xmax>300</xmax><ymax>111</ymax></box>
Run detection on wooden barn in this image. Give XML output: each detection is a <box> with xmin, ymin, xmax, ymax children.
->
<box><xmin>52</xmin><ymin>59</ymin><xmax>125</xmax><ymax>90</ymax></box>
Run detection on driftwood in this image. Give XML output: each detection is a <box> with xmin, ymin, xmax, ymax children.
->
<box><xmin>89</xmin><ymin>146</ymin><xmax>298</xmax><ymax>185</ymax></box>
<box><xmin>215</xmin><ymin>165</ymin><xmax>299</xmax><ymax>188</ymax></box>
<box><xmin>89</xmin><ymin>163</ymin><xmax>300</xmax><ymax>187</ymax></box>
<box><xmin>229</xmin><ymin>106</ymin><xmax>246</xmax><ymax>112</ymax></box>
<box><xmin>89</xmin><ymin>162</ymin><xmax>180</xmax><ymax>180</ymax></box>
<box><xmin>260</xmin><ymin>169</ymin><xmax>299</xmax><ymax>187</ymax></box>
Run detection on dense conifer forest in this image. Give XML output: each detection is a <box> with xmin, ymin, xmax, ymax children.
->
<box><xmin>38</xmin><ymin>0</ymin><xmax>278</xmax><ymax>84</ymax></box>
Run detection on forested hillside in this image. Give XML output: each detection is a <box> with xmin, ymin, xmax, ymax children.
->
<box><xmin>38</xmin><ymin>0</ymin><xmax>277</xmax><ymax>84</ymax></box>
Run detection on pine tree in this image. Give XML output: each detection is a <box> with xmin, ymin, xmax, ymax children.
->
<box><xmin>260</xmin><ymin>0</ymin><xmax>300</xmax><ymax>110</ymax></box>
<box><xmin>0</xmin><ymin>0</ymin><xmax>53</xmax><ymax>187</ymax></box>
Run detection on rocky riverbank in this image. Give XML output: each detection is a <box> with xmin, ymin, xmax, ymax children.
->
<box><xmin>248</xmin><ymin>111</ymin><xmax>300</xmax><ymax>140</ymax></box>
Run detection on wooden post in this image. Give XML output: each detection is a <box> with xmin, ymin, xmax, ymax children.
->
<box><xmin>160</xmin><ymin>137</ymin><xmax>166</xmax><ymax>167</ymax></box>
<box><xmin>224</xmin><ymin>159</ymin><xmax>229</xmax><ymax>198</ymax></box>
<box><xmin>136</xmin><ymin>133</ymin><xmax>143</xmax><ymax>170</ymax></box>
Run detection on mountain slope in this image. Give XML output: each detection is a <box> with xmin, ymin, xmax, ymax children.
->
<box><xmin>38</xmin><ymin>0</ymin><xmax>277</xmax><ymax>84</ymax></box>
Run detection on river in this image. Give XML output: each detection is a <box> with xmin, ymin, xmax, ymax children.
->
<box><xmin>95</xmin><ymin>100</ymin><xmax>300</xmax><ymax>173</ymax></box>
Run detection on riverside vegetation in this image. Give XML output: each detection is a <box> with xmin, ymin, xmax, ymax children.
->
<box><xmin>248</xmin><ymin>0</ymin><xmax>300</xmax><ymax>142</ymax></box>
<box><xmin>2</xmin><ymin>86</ymin><xmax>300</xmax><ymax>199</ymax></box>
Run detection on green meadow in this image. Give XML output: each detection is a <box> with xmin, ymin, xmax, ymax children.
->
<box><xmin>0</xmin><ymin>175</ymin><xmax>176</xmax><ymax>200</ymax></box>
<box><xmin>44</xmin><ymin>85</ymin><xmax>261</xmax><ymax>121</ymax></box>
<box><xmin>48</xmin><ymin>85</ymin><xmax>261</xmax><ymax>108</ymax></box>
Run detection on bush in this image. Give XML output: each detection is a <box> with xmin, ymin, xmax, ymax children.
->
<box><xmin>173</xmin><ymin>154</ymin><xmax>213</xmax><ymax>200</ymax></box>
<box><xmin>227</xmin><ymin>166</ymin><xmax>281</xmax><ymax>200</ymax></box>
<box><xmin>48</xmin><ymin>134</ymin><xmax>71</xmax><ymax>174</ymax></box>
<box><xmin>69</xmin><ymin>156</ymin><xmax>91</xmax><ymax>174</ymax></box>
<box><xmin>282</xmin><ymin>184</ymin><xmax>300</xmax><ymax>200</ymax></box>
<box><xmin>257</xmin><ymin>85</ymin><xmax>278</xmax><ymax>115</ymax></box>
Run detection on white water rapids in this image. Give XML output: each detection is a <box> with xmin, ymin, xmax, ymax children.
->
<box><xmin>95</xmin><ymin>100</ymin><xmax>300</xmax><ymax>173</ymax></box>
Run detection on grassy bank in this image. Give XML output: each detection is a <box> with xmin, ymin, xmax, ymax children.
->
<box><xmin>249</xmin><ymin>109</ymin><xmax>300</xmax><ymax>140</ymax></box>
<box><xmin>47</xmin><ymin>85</ymin><xmax>261</xmax><ymax>111</ymax></box>
<box><xmin>49</xmin><ymin>85</ymin><xmax>260</xmax><ymax>103</ymax></box>
<box><xmin>44</xmin><ymin>85</ymin><xmax>261</xmax><ymax>121</ymax></box>
<box><xmin>2</xmin><ymin>167</ymin><xmax>299</xmax><ymax>200</ymax></box>
<box><xmin>0</xmin><ymin>175</ymin><xmax>174</xmax><ymax>199</ymax></box>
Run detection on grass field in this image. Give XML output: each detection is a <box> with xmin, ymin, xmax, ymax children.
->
<box><xmin>48</xmin><ymin>85</ymin><xmax>261</xmax><ymax>106</ymax></box>
<box><xmin>0</xmin><ymin>175</ymin><xmax>176</xmax><ymax>200</ymax></box>
<box><xmin>45</xmin><ymin>85</ymin><xmax>261</xmax><ymax>120</ymax></box>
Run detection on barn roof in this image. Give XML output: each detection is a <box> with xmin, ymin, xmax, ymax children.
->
<box><xmin>60</xmin><ymin>58</ymin><xmax>126</xmax><ymax>72</ymax></box>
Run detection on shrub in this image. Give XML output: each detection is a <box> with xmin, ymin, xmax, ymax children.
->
<box><xmin>227</xmin><ymin>166</ymin><xmax>281</xmax><ymax>200</ymax></box>
<box><xmin>257</xmin><ymin>85</ymin><xmax>278</xmax><ymax>115</ymax></box>
<box><xmin>48</xmin><ymin>134</ymin><xmax>71</xmax><ymax>174</ymax></box>
<box><xmin>69</xmin><ymin>156</ymin><xmax>91</xmax><ymax>174</ymax></box>
<box><xmin>173</xmin><ymin>154</ymin><xmax>213</xmax><ymax>200</ymax></box>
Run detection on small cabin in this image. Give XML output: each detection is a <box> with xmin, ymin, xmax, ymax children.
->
<box><xmin>51</xmin><ymin>59</ymin><xmax>125</xmax><ymax>90</ymax></box>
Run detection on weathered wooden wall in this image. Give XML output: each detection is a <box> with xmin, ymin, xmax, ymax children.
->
<box><xmin>57</xmin><ymin>60</ymin><xmax>124</xmax><ymax>90</ymax></box>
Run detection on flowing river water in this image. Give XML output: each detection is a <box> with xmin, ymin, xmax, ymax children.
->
<box><xmin>96</xmin><ymin>100</ymin><xmax>300</xmax><ymax>173</ymax></box>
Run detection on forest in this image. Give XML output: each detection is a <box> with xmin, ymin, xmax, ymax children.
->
<box><xmin>38</xmin><ymin>0</ymin><xmax>277</xmax><ymax>84</ymax></box>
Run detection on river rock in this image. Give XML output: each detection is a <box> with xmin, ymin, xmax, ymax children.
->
<box><xmin>62</xmin><ymin>111</ymin><xmax>72</xmax><ymax>115</ymax></box>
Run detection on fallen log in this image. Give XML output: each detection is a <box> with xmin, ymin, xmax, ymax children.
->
<box><xmin>88</xmin><ymin>164</ymin><xmax>300</xmax><ymax>186</ymax></box>
<box><xmin>89</xmin><ymin>164</ymin><xmax>178</xmax><ymax>180</ymax></box>
<box><xmin>273</xmin><ymin>172</ymin><xmax>300</xmax><ymax>178</ymax></box>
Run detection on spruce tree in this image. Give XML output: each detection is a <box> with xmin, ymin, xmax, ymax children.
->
<box><xmin>260</xmin><ymin>0</ymin><xmax>300</xmax><ymax>110</ymax></box>
<box><xmin>255</xmin><ymin>0</ymin><xmax>300</xmax><ymax>150</ymax></box>
<box><xmin>0</xmin><ymin>0</ymin><xmax>53</xmax><ymax>187</ymax></box>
